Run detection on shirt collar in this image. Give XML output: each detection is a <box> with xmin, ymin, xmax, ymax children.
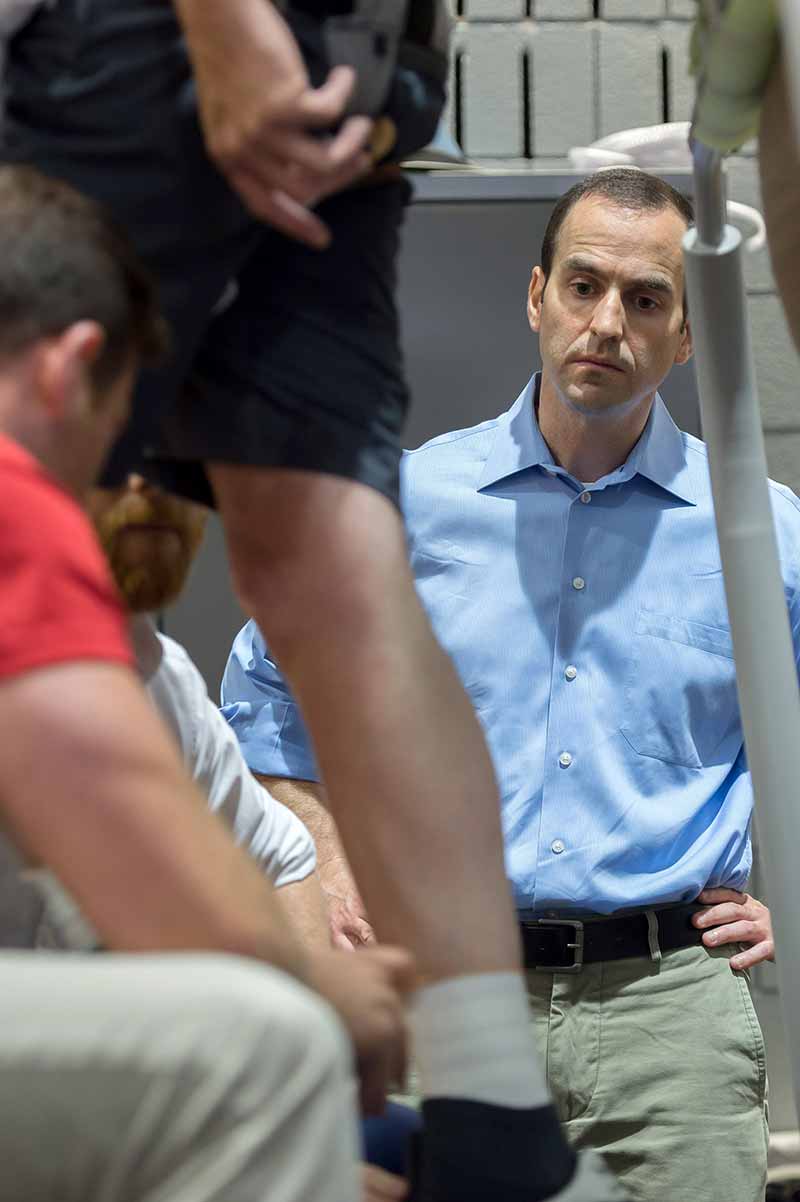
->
<box><xmin>478</xmin><ymin>373</ymin><xmax>696</xmax><ymax>505</ymax></box>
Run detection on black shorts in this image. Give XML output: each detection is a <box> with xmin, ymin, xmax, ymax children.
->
<box><xmin>180</xmin><ymin>177</ymin><xmax>412</xmax><ymax>507</ymax></box>
<box><xmin>2</xmin><ymin>0</ymin><xmax>430</xmax><ymax>507</ymax></box>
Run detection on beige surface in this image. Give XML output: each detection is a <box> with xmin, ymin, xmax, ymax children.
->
<box><xmin>0</xmin><ymin>952</ymin><xmax>359</xmax><ymax>1202</ymax></box>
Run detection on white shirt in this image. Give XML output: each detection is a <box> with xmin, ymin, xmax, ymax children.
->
<box><xmin>139</xmin><ymin>620</ymin><xmax>316</xmax><ymax>888</ymax></box>
<box><xmin>6</xmin><ymin>618</ymin><xmax>316</xmax><ymax>950</ymax></box>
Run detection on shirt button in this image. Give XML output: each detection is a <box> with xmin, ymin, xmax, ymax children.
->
<box><xmin>565</xmin><ymin>665</ymin><xmax>577</xmax><ymax>681</ymax></box>
<box><xmin>558</xmin><ymin>751</ymin><xmax>573</xmax><ymax>768</ymax></box>
<box><xmin>551</xmin><ymin>839</ymin><xmax>566</xmax><ymax>855</ymax></box>
<box><xmin>580</xmin><ymin>491</ymin><xmax>592</xmax><ymax>504</ymax></box>
<box><xmin>572</xmin><ymin>576</ymin><xmax>585</xmax><ymax>591</ymax></box>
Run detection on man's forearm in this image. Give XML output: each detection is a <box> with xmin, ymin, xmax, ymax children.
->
<box><xmin>2</xmin><ymin>664</ymin><xmax>308</xmax><ymax>981</ymax></box>
<box><xmin>276</xmin><ymin>874</ymin><xmax>331</xmax><ymax>950</ymax></box>
<box><xmin>258</xmin><ymin>774</ymin><xmax>350</xmax><ymax>873</ymax></box>
<box><xmin>171</xmin><ymin>0</ymin><xmax>276</xmax><ymax>33</ymax></box>
<box><xmin>259</xmin><ymin>774</ymin><xmax>374</xmax><ymax>947</ymax></box>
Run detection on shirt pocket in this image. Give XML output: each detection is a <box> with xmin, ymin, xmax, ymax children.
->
<box><xmin>620</xmin><ymin>609</ymin><xmax>739</xmax><ymax>769</ymax></box>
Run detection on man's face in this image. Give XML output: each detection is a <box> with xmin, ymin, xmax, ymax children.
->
<box><xmin>75</xmin><ymin>363</ymin><xmax>135</xmax><ymax>490</ymax></box>
<box><xmin>87</xmin><ymin>474</ymin><xmax>208</xmax><ymax>612</ymax></box>
<box><xmin>528</xmin><ymin>196</ymin><xmax>692</xmax><ymax>417</ymax></box>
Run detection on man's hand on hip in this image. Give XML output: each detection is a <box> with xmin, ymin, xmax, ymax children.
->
<box><xmin>308</xmin><ymin>945</ymin><xmax>415</xmax><ymax>1115</ymax></box>
<box><xmin>174</xmin><ymin>0</ymin><xmax>373</xmax><ymax>247</ymax></box>
<box><xmin>693</xmin><ymin>888</ymin><xmax>775</xmax><ymax>970</ymax></box>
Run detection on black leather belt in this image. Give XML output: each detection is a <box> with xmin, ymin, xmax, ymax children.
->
<box><xmin>519</xmin><ymin>902</ymin><xmax>705</xmax><ymax>973</ymax></box>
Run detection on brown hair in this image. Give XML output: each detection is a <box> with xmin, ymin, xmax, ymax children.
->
<box><xmin>541</xmin><ymin>168</ymin><xmax>694</xmax><ymax>279</ymax></box>
<box><xmin>0</xmin><ymin>165</ymin><xmax>168</xmax><ymax>388</ymax></box>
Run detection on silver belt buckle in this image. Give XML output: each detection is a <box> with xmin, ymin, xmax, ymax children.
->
<box><xmin>523</xmin><ymin>917</ymin><xmax>585</xmax><ymax>973</ymax></box>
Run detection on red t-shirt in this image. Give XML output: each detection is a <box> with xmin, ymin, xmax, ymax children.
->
<box><xmin>0</xmin><ymin>433</ymin><xmax>133</xmax><ymax>680</ymax></box>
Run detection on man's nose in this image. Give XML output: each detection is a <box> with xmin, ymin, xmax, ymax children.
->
<box><xmin>589</xmin><ymin>291</ymin><xmax>624</xmax><ymax>342</ymax></box>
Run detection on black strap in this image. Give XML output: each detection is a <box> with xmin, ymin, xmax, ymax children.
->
<box><xmin>520</xmin><ymin>902</ymin><xmax>704</xmax><ymax>971</ymax></box>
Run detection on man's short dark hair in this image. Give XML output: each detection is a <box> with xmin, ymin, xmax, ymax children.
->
<box><xmin>0</xmin><ymin>165</ymin><xmax>168</xmax><ymax>389</ymax></box>
<box><xmin>540</xmin><ymin>168</ymin><xmax>695</xmax><ymax>279</ymax></box>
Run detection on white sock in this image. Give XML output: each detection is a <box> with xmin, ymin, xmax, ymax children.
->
<box><xmin>410</xmin><ymin>971</ymin><xmax>551</xmax><ymax>1109</ymax></box>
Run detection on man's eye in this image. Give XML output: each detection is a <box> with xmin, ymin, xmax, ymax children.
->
<box><xmin>635</xmin><ymin>295</ymin><xmax>658</xmax><ymax>311</ymax></box>
<box><xmin>572</xmin><ymin>281</ymin><xmax>593</xmax><ymax>297</ymax></box>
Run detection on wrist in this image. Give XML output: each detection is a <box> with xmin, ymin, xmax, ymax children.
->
<box><xmin>318</xmin><ymin>859</ymin><xmax>359</xmax><ymax>899</ymax></box>
<box><xmin>171</xmin><ymin>0</ymin><xmax>274</xmax><ymax>40</ymax></box>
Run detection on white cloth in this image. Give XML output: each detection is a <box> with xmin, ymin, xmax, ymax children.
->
<box><xmin>2</xmin><ymin>619</ymin><xmax>316</xmax><ymax>951</ymax></box>
<box><xmin>0</xmin><ymin>951</ymin><xmax>360</xmax><ymax>1202</ymax></box>
<box><xmin>140</xmin><ymin>621</ymin><xmax>316</xmax><ymax>889</ymax></box>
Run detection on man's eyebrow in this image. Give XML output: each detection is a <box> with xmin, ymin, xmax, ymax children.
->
<box><xmin>560</xmin><ymin>255</ymin><xmax>674</xmax><ymax>296</ymax></box>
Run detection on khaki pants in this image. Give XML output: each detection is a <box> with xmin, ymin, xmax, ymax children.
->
<box><xmin>526</xmin><ymin>942</ymin><xmax>769</xmax><ymax>1202</ymax></box>
<box><xmin>0</xmin><ymin>952</ymin><xmax>360</xmax><ymax>1202</ymax></box>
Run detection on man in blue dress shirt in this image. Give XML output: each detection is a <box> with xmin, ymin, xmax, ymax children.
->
<box><xmin>221</xmin><ymin>168</ymin><xmax>791</xmax><ymax>1202</ymax></box>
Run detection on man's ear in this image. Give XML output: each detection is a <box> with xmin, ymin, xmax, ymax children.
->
<box><xmin>37</xmin><ymin>321</ymin><xmax>105</xmax><ymax>418</ymax></box>
<box><xmin>674</xmin><ymin>316</ymin><xmax>693</xmax><ymax>367</ymax></box>
<box><xmin>528</xmin><ymin>266</ymin><xmax>546</xmax><ymax>333</ymax></box>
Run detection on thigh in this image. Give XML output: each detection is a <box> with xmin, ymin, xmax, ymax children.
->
<box><xmin>192</xmin><ymin>178</ymin><xmax>413</xmax><ymax>510</ymax></box>
<box><xmin>561</xmin><ymin>945</ymin><xmax>768</xmax><ymax>1202</ymax></box>
<box><xmin>3</xmin><ymin>0</ymin><xmax>258</xmax><ymax>496</ymax></box>
<box><xmin>0</xmin><ymin>951</ymin><xmax>359</xmax><ymax>1202</ymax></box>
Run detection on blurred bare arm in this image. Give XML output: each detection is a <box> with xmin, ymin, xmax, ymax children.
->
<box><xmin>171</xmin><ymin>0</ymin><xmax>372</xmax><ymax>247</ymax></box>
<box><xmin>276</xmin><ymin>872</ymin><xmax>331</xmax><ymax>951</ymax></box>
<box><xmin>259</xmin><ymin>773</ymin><xmax>375</xmax><ymax>949</ymax></box>
<box><xmin>0</xmin><ymin>661</ymin><xmax>308</xmax><ymax>973</ymax></box>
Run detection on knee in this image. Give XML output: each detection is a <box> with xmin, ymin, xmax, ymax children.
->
<box><xmin>224</xmin><ymin>501</ymin><xmax>410</xmax><ymax>656</ymax></box>
<box><xmin>202</xmin><ymin>957</ymin><xmax>352</xmax><ymax>1096</ymax></box>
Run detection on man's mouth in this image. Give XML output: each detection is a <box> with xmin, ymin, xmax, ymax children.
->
<box><xmin>572</xmin><ymin>357</ymin><xmax>624</xmax><ymax>373</ymax></box>
<box><xmin>117</xmin><ymin>521</ymin><xmax>182</xmax><ymax>539</ymax></box>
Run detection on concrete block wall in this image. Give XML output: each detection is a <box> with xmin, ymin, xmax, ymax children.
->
<box><xmin>447</xmin><ymin>0</ymin><xmax>800</xmax><ymax>493</ymax></box>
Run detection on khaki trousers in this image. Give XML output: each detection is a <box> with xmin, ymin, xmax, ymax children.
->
<box><xmin>526</xmin><ymin>942</ymin><xmax>769</xmax><ymax>1202</ymax></box>
<box><xmin>0</xmin><ymin>952</ymin><xmax>360</xmax><ymax>1202</ymax></box>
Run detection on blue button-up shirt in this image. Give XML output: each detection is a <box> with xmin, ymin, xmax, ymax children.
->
<box><xmin>222</xmin><ymin>376</ymin><xmax>800</xmax><ymax>913</ymax></box>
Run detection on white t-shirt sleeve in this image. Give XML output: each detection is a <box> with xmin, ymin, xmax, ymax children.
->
<box><xmin>149</xmin><ymin>635</ymin><xmax>317</xmax><ymax>887</ymax></box>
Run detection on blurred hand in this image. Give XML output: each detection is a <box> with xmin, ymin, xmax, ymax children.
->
<box><xmin>693</xmin><ymin>888</ymin><xmax>775</xmax><ymax>971</ymax></box>
<box><xmin>308</xmin><ymin>945</ymin><xmax>415</xmax><ymax>1114</ymax></box>
<box><xmin>319</xmin><ymin>858</ymin><xmax>375</xmax><ymax>949</ymax></box>
<box><xmin>175</xmin><ymin>0</ymin><xmax>373</xmax><ymax>246</ymax></box>
<box><xmin>362</xmin><ymin>1163</ymin><xmax>408</xmax><ymax>1202</ymax></box>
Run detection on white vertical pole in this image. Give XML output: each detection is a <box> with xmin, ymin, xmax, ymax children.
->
<box><xmin>684</xmin><ymin>143</ymin><xmax>800</xmax><ymax>1116</ymax></box>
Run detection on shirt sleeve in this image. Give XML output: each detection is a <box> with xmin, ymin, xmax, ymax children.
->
<box><xmin>220</xmin><ymin>620</ymin><xmax>320</xmax><ymax>782</ymax></box>
<box><xmin>770</xmin><ymin>484</ymin><xmax>800</xmax><ymax>673</ymax></box>
<box><xmin>0</xmin><ymin>461</ymin><xmax>132</xmax><ymax>680</ymax></box>
<box><xmin>239</xmin><ymin>776</ymin><xmax>318</xmax><ymax>887</ymax></box>
<box><xmin>152</xmin><ymin>636</ymin><xmax>317</xmax><ymax>885</ymax></box>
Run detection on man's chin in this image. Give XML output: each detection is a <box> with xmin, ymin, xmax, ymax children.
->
<box><xmin>116</xmin><ymin>567</ymin><xmax>189</xmax><ymax>614</ymax></box>
<box><xmin>562</xmin><ymin>380</ymin><xmax>631</xmax><ymax>417</ymax></box>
